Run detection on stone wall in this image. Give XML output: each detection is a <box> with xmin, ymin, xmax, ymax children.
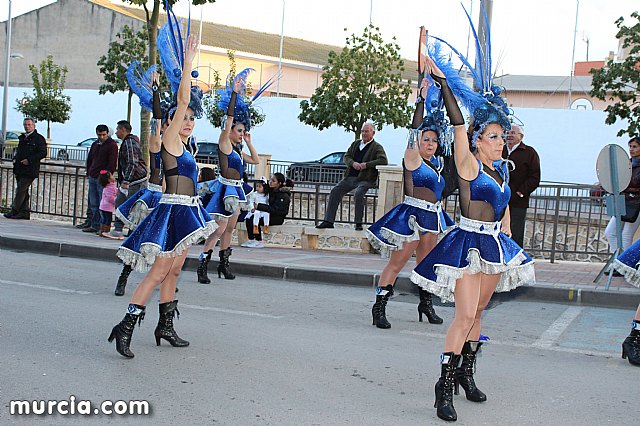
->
<box><xmin>0</xmin><ymin>0</ymin><xmax>145</xmax><ymax>89</ymax></box>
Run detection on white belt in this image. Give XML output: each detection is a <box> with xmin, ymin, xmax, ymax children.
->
<box><xmin>459</xmin><ymin>216</ymin><xmax>501</xmax><ymax>236</ymax></box>
<box><xmin>403</xmin><ymin>196</ymin><xmax>442</xmax><ymax>213</ymax></box>
<box><xmin>217</xmin><ymin>176</ymin><xmax>243</xmax><ymax>187</ymax></box>
<box><xmin>148</xmin><ymin>183</ymin><xmax>163</xmax><ymax>193</ymax></box>
<box><xmin>159</xmin><ymin>193</ymin><xmax>200</xmax><ymax>206</ymax></box>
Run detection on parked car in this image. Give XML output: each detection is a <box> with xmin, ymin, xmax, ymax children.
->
<box><xmin>195</xmin><ymin>140</ymin><xmax>219</xmax><ymax>164</ymax></box>
<box><xmin>286</xmin><ymin>151</ymin><xmax>347</xmax><ymax>184</ymax></box>
<box><xmin>52</xmin><ymin>137</ymin><xmax>121</xmax><ymax>162</ymax></box>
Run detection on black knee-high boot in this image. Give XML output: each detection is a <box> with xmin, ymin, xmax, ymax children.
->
<box><xmin>418</xmin><ymin>288</ymin><xmax>443</xmax><ymax>324</ymax></box>
<box><xmin>217</xmin><ymin>248</ymin><xmax>236</xmax><ymax>280</ymax></box>
<box><xmin>154</xmin><ymin>300</ymin><xmax>190</xmax><ymax>347</ymax></box>
<box><xmin>108</xmin><ymin>304</ymin><xmax>145</xmax><ymax>358</ymax></box>
<box><xmin>434</xmin><ymin>352</ymin><xmax>460</xmax><ymax>422</ymax></box>
<box><xmin>372</xmin><ymin>285</ymin><xmax>393</xmax><ymax>329</ymax></box>
<box><xmin>622</xmin><ymin>320</ymin><xmax>640</xmax><ymax>366</ymax></box>
<box><xmin>197</xmin><ymin>249</ymin><xmax>213</xmax><ymax>284</ymax></box>
<box><xmin>454</xmin><ymin>341</ymin><xmax>487</xmax><ymax>402</ymax></box>
<box><xmin>114</xmin><ymin>264</ymin><xmax>133</xmax><ymax>296</ymax></box>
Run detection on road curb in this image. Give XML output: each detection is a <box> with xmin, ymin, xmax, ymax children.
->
<box><xmin>1</xmin><ymin>234</ymin><xmax>639</xmax><ymax>309</ymax></box>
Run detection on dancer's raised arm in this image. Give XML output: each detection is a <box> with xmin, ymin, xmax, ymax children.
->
<box><xmin>163</xmin><ymin>34</ymin><xmax>199</xmax><ymax>155</ymax></box>
<box><xmin>424</xmin><ymin>56</ymin><xmax>477</xmax><ymax>181</ymax></box>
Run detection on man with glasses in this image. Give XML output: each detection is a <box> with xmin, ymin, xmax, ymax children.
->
<box><xmin>502</xmin><ymin>124</ymin><xmax>541</xmax><ymax>248</ymax></box>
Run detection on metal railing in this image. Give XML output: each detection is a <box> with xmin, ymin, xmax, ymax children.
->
<box><xmin>0</xmin><ymin>158</ymin><xmax>612</xmax><ymax>261</ymax></box>
<box><xmin>1</xmin><ymin>161</ymin><xmax>87</xmax><ymax>223</ymax></box>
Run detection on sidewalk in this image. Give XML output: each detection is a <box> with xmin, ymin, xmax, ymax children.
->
<box><xmin>1</xmin><ymin>217</ymin><xmax>639</xmax><ymax>309</ymax></box>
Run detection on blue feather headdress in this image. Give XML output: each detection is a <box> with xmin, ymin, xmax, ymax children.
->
<box><xmin>156</xmin><ymin>1</ymin><xmax>202</xmax><ymax>118</ymax></box>
<box><xmin>416</xmin><ymin>43</ymin><xmax>456</xmax><ymax>156</ymax></box>
<box><xmin>126</xmin><ymin>61</ymin><xmax>156</xmax><ymax>112</ymax></box>
<box><xmin>217</xmin><ymin>68</ymin><xmax>277</xmax><ymax>131</ymax></box>
<box><xmin>429</xmin><ymin>2</ymin><xmax>511</xmax><ymax>146</ymax></box>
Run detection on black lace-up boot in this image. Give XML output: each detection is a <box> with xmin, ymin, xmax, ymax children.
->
<box><xmin>154</xmin><ymin>300</ymin><xmax>190</xmax><ymax>347</ymax></box>
<box><xmin>371</xmin><ymin>285</ymin><xmax>394</xmax><ymax>329</ymax></box>
<box><xmin>454</xmin><ymin>341</ymin><xmax>487</xmax><ymax>402</ymax></box>
<box><xmin>108</xmin><ymin>304</ymin><xmax>145</xmax><ymax>358</ymax></box>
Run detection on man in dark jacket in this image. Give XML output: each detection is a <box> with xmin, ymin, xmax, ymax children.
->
<box><xmin>502</xmin><ymin>124</ymin><xmax>541</xmax><ymax>248</ymax></box>
<box><xmin>79</xmin><ymin>124</ymin><xmax>119</xmax><ymax>233</ymax></box>
<box><xmin>105</xmin><ymin>120</ymin><xmax>147</xmax><ymax>239</ymax></box>
<box><xmin>4</xmin><ymin>117</ymin><xmax>47</xmax><ymax>219</ymax></box>
<box><xmin>316</xmin><ymin>121</ymin><xmax>388</xmax><ymax>230</ymax></box>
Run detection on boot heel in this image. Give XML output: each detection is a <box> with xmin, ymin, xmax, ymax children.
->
<box><xmin>418</xmin><ymin>309</ymin><xmax>423</xmax><ymax>322</ymax></box>
<box><xmin>156</xmin><ymin>336</ymin><xmax>162</xmax><ymax>346</ymax></box>
<box><xmin>622</xmin><ymin>345</ymin><xmax>627</xmax><ymax>359</ymax></box>
<box><xmin>454</xmin><ymin>379</ymin><xmax>459</xmax><ymax>395</ymax></box>
<box><xmin>108</xmin><ymin>329</ymin><xmax>116</xmax><ymax>343</ymax></box>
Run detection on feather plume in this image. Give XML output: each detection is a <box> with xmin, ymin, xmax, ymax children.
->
<box><xmin>126</xmin><ymin>61</ymin><xmax>156</xmax><ymax>112</ymax></box>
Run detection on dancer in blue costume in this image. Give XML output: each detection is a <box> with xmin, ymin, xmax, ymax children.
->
<box><xmin>367</xmin><ymin>56</ymin><xmax>454</xmax><ymax>329</ymax></box>
<box><xmin>113</xmin><ymin>68</ymin><xmax>168</xmax><ymax>296</ymax></box>
<box><xmin>612</xmin><ymin>189</ymin><xmax>640</xmax><ymax>366</ymax></box>
<box><xmin>411</xmin><ymin>9</ymin><xmax>535</xmax><ymax>421</ymax></box>
<box><xmin>196</xmin><ymin>70</ymin><xmax>263</xmax><ymax>283</ymax></box>
<box><xmin>108</xmin><ymin>27</ymin><xmax>217</xmax><ymax>358</ymax></box>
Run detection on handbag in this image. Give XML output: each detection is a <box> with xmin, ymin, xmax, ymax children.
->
<box><xmin>621</xmin><ymin>201</ymin><xmax>640</xmax><ymax>223</ymax></box>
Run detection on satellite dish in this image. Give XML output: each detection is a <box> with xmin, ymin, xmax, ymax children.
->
<box><xmin>596</xmin><ymin>144</ymin><xmax>631</xmax><ymax>194</ymax></box>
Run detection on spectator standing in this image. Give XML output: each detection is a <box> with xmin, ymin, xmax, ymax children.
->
<box><xmin>502</xmin><ymin>124</ymin><xmax>541</xmax><ymax>248</ymax></box>
<box><xmin>105</xmin><ymin>120</ymin><xmax>147</xmax><ymax>239</ymax></box>
<box><xmin>604</xmin><ymin>137</ymin><xmax>640</xmax><ymax>263</ymax></box>
<box><xmin>316</xmin><ymin>121</ymin><xmax>388</xmax><ymax>230</ymax></box>
<box><xmin>4</xmin><ymin>117</ymin><xmax>47</xmax><ymax>220</ymax></box>
<box><xmin>79</xmin><ymin>124</ymin><xmax>118</xmax><ymax>233</ymax></box>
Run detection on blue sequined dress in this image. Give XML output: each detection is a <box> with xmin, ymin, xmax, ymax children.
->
<box><xmin>367</xmin><ymin>156</ymin><xmax>454</xmax><ymax>257</ymax></box>
<box><xmin>613</xmin><ymin>240</ymin><xmax>640</xmax><ymax>287</ymax></box>
<box><xmin>411</xmin><ymin>160</ymin><xmax>535</xmax><ymax>302</ymax></box>
<box><xmin>117</xmin><ymin>146</ymin><xmax>217</xmax><ymax>272</ymax></box>
<box><xmin>115</xmin><ymin>151</ymin><xmax>163</xmax><ymax>228</ymax></box>
<box><xmin>204</xmin><ymin>145</ymin><xmax>254</xmax><ymax>219</ymax></box>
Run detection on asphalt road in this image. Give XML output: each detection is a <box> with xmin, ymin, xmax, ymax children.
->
<box><xmin>0</xmin><ymin>249</ymin><xmax>637</xmax><ymax>425</ymax></box>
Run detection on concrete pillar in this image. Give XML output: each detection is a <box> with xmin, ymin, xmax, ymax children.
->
<box><xmin>376</xmin><ymin>165</ymin><xmax>404</xmax><ymax>215</ymax></box>
<box><xmin>254</xmin><ymin>153</ymin><xmax>272</xmax><ymax>180</ymax></box>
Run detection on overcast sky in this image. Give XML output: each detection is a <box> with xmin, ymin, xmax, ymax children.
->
<box><xmin>1</xmin><ymin>0</ymin><xmax>638</xmax><ymax>76</ymax></box>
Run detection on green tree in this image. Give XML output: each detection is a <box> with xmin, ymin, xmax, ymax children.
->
<box><xmin>97</xmin><ymin>25</ymin><xmax>148</xmax><ymax>122</ymax></box>
<box><xmin>299</xmin><ymin>25</ymin><xmax>412</xmax><ymax>140</ymax></box>
<box><xmin>121</xmin><ymin>0</ymin><xmax>217</xmax><ymax>157</ymax></box>
<box><xmin>203</xmin><ymin>50</ymin><xmax>266</xmax><ymax>129</ymax></box>
<box><xmin>590</xmin><ymin>11</ymin><xmax>640</xmax><ymax>138</ymax></box>
<box><xmin>15</xmin><ymin>55</ymin><xmax>71</xmax><ymax>139</ymax></box>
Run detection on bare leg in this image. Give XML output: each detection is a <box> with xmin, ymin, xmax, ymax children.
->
<box><xmin>466</xmin><ymin>273</ymin><xmax>501</xmax><ymax>341</ymax></box>
<box><xmin>130</xmin><ymin>256</ymin><xmax>182</xmax><ymax>306</ymax></box>
<box><xmin>415</xmin><ymin>232</ymin><xmax>438</xmax><ymax>264</ymax></box>
<box><xmin>379</xmin><ymin>239</ymin><xmax>419</xmax><ymax>285</ymax></box>
<box><xmin>203</xmin><ymin>217</ymin><xmax>229</xmax><ymax>252</ymax></box>
<box><xmin>159</xmin><ymin>249</ymin><xmax>189</xmax><ymax>303</ymax></box>
<box><xmin>635</xmin><ymin>304</ymin><xmax>640</xmax><ymax>321</ymax></box>
<box><xmin>220</xmin><ymin>212</ymin><xmax>240</xmax><ymax>250</ymax></box>
<box><xmin>444</xmin><ymin>273</ymin><xmax>482</xmax><ymax>354</ymax></box>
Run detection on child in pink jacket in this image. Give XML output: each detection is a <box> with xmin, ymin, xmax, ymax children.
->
<box><xmin>98</xmin><ymin>170</ymin><xmax>118</xmax><ymax>237</ymax></box>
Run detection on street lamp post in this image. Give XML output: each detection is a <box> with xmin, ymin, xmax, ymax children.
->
<box><xmin>276</xmin><ymin>0</ymin><xmax>285</xmax><ymax>97</ymax></box>
<box><xmin>2</xmin><ymin>0</ymin><xmax>13</xmax><ymax>145</ymax></box>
